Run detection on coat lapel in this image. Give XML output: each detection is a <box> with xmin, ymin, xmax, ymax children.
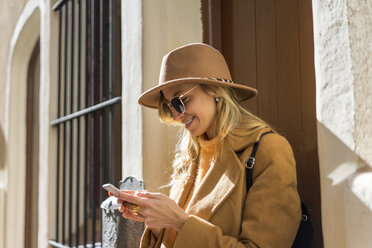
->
<box><xmin>170</xmin><ymin>127</ymin><xmax>272</xmax><ymax>221</ymax></box>
<box><xmin>169</xmin><ymin>161</ymin><xmax>198</xmax><ymax>207</ymax></box>
<box><xmin>185</xmin><ymin>143</ymin><xmax>244</xmax><ymax>221</ymax></box>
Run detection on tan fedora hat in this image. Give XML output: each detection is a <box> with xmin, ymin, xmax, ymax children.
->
<box><xmin>138</xmin><ymin>43</ymin><xmax>257</xmax><ymax>109</ymax></box>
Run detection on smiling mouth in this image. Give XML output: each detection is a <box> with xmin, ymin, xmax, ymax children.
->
<box><xmin>185</xmin><ymin>117</ymin><xmax>194</xmax><ymax>127</ymax></box>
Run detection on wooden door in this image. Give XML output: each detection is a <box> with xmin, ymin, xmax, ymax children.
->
<box><xmin>202</xmin><ymin>0</ymin><xmax>323</xmax><ymax>247</ymax></box>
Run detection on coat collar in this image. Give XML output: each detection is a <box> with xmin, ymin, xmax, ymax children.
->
<box><xmin>173</xmin><ymin>127</ymin><xmax>272</xmax><ymax>221</ymax></box>
<box><xmin>227</xmin><ymin>127</ymin><xmax>272</xmax><ymax>152</ymax></box>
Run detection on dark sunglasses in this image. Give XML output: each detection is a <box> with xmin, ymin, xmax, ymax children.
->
<box><xmin>163</xmin><ymin>85</ymin><xmax>199</xmax><ymax>117</ymax></box>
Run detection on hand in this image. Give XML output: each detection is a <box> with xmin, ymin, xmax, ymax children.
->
<box><xmin>116</xmin><ymin>191</ymin><xmax>162</xmax><ymax>237</ymax></box>
<box><xmin>116</xmin><ymin>190</ymin><xmax>189</xmax><ymax>232</ymax></box>
<box><xmin>115</xmin><ymin>190</ymin><xmax>146</xmax><ymax>222</ymax></box>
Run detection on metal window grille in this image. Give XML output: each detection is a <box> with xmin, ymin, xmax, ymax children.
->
<box><xmin>49</xmin><ymin>0</ymin><xmax>122</xmax><ymax>247</ymax></box>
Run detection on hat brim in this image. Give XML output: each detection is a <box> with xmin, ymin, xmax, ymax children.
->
<box><xmin>138</xmin><ymin>77</ymin><xmax>258</xmax><ymax>109</ymax></box>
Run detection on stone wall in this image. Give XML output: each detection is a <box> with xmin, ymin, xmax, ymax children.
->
<box><xmin>313</xmin><ymin>0</ymin><xmax>372</xmax><ymax>247</ymax></box>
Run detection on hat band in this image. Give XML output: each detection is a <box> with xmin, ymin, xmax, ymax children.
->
<box><xmin>206</xmin><ymin>77</ymin><xmax>234</xmax><ymax>84</ymax></box>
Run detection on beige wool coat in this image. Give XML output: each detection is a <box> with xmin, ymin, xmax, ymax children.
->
<box><xmin>140</xmin><ymin>128</ymin><xmax>301</xmax><ymax>248</ymax></box>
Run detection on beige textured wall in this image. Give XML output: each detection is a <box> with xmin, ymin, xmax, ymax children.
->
<box><xmin>0</xmin><ymin>1</ymin><xmax>58</xmax><ymax>247</ymax></box>
<box><xmin>142</xmin><ymin>0</ymin><xmax>202</xmax><ymax>192</ymax></box>
<box><xmin>0</xmin><ymin>1</ymin><xmax>38</xmax><ymax>247</ymax></box>
<box><xmin>345</xmin><ymin>1</ymin><xmax>372</xmax><ymax>247</ymax></box>
<box><xmin>348</xmin><ymin>1</ymin><xmax>372</xmax><ymax>168</ymax></box>
<box><xmin>0</xmin><ymin>124</ymin><xmax>5</xmax><ymax>248</ymax></box>
<box><xmin>0</xmin><ymin>0</ymin><xmax>30</xmax><ymax>124</ymax></box>
<box><xmin>313</xmin><ymin>0</ymin><xmax>372</xmax><ymax>247</ymax></box>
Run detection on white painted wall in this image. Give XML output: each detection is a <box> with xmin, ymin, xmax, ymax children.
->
<box><xmin>38</xmin><ymin>0</ymin><xmax>59</xmax><ymax>247</ymax></box>
<box><xmin>121</xmin><ymin>0</ymin><xmax>143</xmax><ymax>181</ymax></box>
<box><xmin>313</xmin><ymin>0</ymin><xmax>372</xmax><ymax>247</ymax></box>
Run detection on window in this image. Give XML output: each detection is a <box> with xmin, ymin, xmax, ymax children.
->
<box><xmin>50</xmin><ymin>0</ymin><xmax>122</xmax><ymax>247</ymax></box>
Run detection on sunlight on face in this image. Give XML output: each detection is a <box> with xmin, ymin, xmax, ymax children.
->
<box><xmin>162</xmin><ymin>84</ymin><xmax>218</xmax><ymax>139</ymax></box>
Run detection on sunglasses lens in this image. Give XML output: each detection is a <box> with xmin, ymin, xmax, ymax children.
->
<box><xmin>171</xmin><ymin>97</ymin><xmax>185</xmax><ymax>113</ymax></box>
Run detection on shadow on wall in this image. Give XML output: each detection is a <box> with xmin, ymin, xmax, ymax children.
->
<box><xmin>0</xmin><ymin>125</ymin><xmax>5</xmax><ymax>172</ymax></box>
<box><xmin>318</xmin><ymin>121</ymin><xmax>372</xmax><ymax>211</ymax></box>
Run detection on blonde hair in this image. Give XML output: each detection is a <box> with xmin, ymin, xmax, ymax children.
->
<box><xmin>158</xmin><ymin>84</ymin><xmax>271</xmax><ymax>183</ymax></box>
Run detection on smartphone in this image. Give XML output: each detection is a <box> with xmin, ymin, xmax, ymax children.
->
<box><xmin>102</xmin><ymin>183</ymin><xmax>121</xmax><ymax>195</ymax></box>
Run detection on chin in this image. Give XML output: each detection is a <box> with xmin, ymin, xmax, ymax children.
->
<box><xmin>188</xmin><ymin>129</ymin><xmax>204</xmax><ymax>137</ymax></box>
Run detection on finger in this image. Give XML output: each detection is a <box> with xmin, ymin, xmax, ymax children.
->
<box><xmin>121</xmin><ymin>208</ymin><xmax>132</xmax><ymax>218</ymax></box>
<box><xmin>120</xmin><ymin>190</ymin><xmax>136</xmax><ymax>195</ymax></box>
<box><xmin>135</xmin><ymin>191</ymin><xmax>159</xmax><ymax>199</ymax></box>
<box><xmin>122</xmin><ymin>201</ymin><xmax>137</xmax><ymax>209</ymax></box>
<box><xmin>117</xmin><ymin>191</ymin><xmax>142</xmax><ymax>205</ymax></box>
<box><xmin>122</xmin><ymin>208</ymin><xmax>145</xmax><ymax>222</ymax></box>
<box><xmin>131</xmin><ymin>214</ymin><xmax>145</xmax><ymax>222</ymax></box>
<box><xmin>119</xmin><ymin>204</ymin><xmax>129</xmax><ymax>214</ymax></box>
<box><xmin>134</xmin><ymin>190</ymin><xmax>148</xmax><ymax>196</ymax></box>
<box><xmin>117</xmin><ymin>199</ymin><xmax>132</xmax><ymax>207</ymax></box>
<box><xmin>118</xmin><ymin>206</ymin><xmax>123</xmax><ymax>213</ymax></box>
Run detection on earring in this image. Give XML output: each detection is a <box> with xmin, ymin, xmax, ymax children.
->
<box><xmin>215</xmin><ymin>97</ymin><xmax>220</xmax><ymax>102</ymax></box>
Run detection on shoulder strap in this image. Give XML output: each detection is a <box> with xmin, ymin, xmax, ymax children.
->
<box><xmin>245</xmin><ymin>131</ymin><xmax>273</xmax><ymax>193</ymax></box>
<box><xmin>244</xmin><ymin>131</ymin><xmax>314</xmax><ymax>247</ymax></box>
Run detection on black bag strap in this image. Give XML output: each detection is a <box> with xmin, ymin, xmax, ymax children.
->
<box><xmin>245</xmin><ymin>131</ymin><xmax>273</xmax><ymax>193</ymax></box>
<box><xmin>244</xmin><ymin>131</ymin><xmax>314</xmax><ymax>248</ymax></box>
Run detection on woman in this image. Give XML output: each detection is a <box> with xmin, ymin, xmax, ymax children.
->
<box><xmin>114</xmin><ymin>43</ymin><xmax>301</xmax><ymax>247</ymax></box>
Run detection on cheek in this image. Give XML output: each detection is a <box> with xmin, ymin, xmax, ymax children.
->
<box><xmin>186</xmin><ymin>93</ymin><xmax>217</xmax><ymax>124</ymax></box>
<box><xmin>200</xmin><ymin>101</ymin><xmax>217</xmax><ymax>123</ymax></box>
